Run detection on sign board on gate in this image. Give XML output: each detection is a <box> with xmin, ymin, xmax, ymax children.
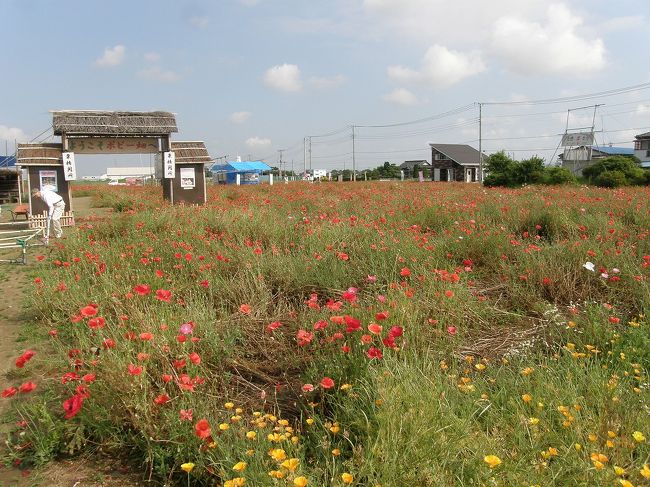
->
<box><xmin>163</xmin><ymin>151</ymin><xmax>175</xmax><ymax>178</ymax></box>
<box><xmin>67</xmin><ymin>137</ymin><xmax>159</xmax><ymax>154</ymax></box>
<box><xmin>63</xmin><ymin>152</ymin><xmax>76</xmax><ymax>181</ymax></box>
<box><xmin>561</xmin><ymin>132</ymin><xmax>594</xmax><ymax>147</ymax></box>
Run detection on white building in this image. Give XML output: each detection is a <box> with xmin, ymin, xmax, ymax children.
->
<box><xmin>103</xmin><ymin>166</ymin><xmax>156</xmax><ymax>180</ymax></box>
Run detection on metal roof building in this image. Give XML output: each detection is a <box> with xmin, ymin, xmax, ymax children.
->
<box><xmin>210</xmin><ymin>160</ymin><xmax>272</xmax><ymax>185</ymax></box>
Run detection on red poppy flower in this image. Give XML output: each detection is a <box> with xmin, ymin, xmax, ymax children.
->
<box><xmin>82</xmin><ymin>374</ymin><xmax>96</xmax><ymax>384</ymax></box>
<box><xmin>128</xmin><ymin>364</ymin><xmax>143</xmax><ymax>376</ymax></box>
<box><xmin>368</xmin><ymin>323</ymin><xmax>382</xmax><ymax>335</ymax></box>
<box><xmin>88</xmin><ymin>317</ymin><xmax>106</xmax><ymax>329</ymax></box>
<box><xmin>80</xmin><ymin>305</ymin><xmax>98</xmax><ymax>317</ymax></box>
<box><xmin>341</xmin><ymin>288</ymin><xmax>357</xmax><ymax>302</ymax></box>
<box><xmin>140</xmin><ymin>332</ymin><xmax>154</xmax><ymax>341</ymax></box>
<box><xmin>15</xmin><ymin>350</ymin><xmax>35</xmax><ymax>368</ymax></box>
<box><xmin>199</xmin><ymin>280</ymin><xmax>209</xmax><ymax>288</ymax></box>
<box><xmin>388</xmin><ymin>326</ymin><xmax>403</xmax><ymax>338</ymax></box>
<box><xmin>296</xmin><ymin>330</ymin><xmax>314</xmax><ymax>347</ymax></box>
<box><xmin>326</xmin><ymin>300</ymin><xmax>343</xmax><ymax>311</ymax></box>
<box><xmin>447</xmin><ymin>326</ymin><xmax>457</xmax><ymax>335</ymax></box>
<box><xmin>63</xmin><ymin>394</ymin><xmax>85</xmax><ymax>419</ymax></box>
<box><xmin>133</xmin><ymin>284</ymin><xmax>151</xmax><ymax>296</ymax></box>
<box><xmin>189</xmin><ymin>352</ymin><xmax>201</xmax><ymax>365</ymax></box>
<box><xmin>239</xmin><ymin>303</ymin><xmax>252</xmax><ymax>314</ymax></box>
<box><xmin>2</xmin><ymin>387</ymin><xmax>17</xmax><ymax>398</ymax></box>
<box><xmin>179</xmin><ymin>409</ymin><xmax>193</xmax><ymax>421</ymax></box>
<box><xmin>154</xmin><ymin>394</ymin><xmax>170</xmax><ymax>405</ymax></box>
<box><xmin>195</xmin><ymin>418</ymin><xmax>212</xmax><ymax>439</ymax></box>
<box><xmin>162</xmin><ymin>374</ymin><xmax>173</xmax><ymax>383</ymax></box>
<box><xmin>313</xmin><ymin>320</ymin><xmax>328</xmax><ymax>330</ymax></box>
<box><xmin>400</xmin><ymin>267</ymin><xmax>411</xmax><ymax>277</ymax></box>
<box><xmin>266</xmin><ymin>321</ymin><xmax>282</xmax><ymax>332</ymax></box>
<box><xmin>301</xmin><ymin>383</ymin><xmax>314</xmax><ymax>392</ymax></box>
<box><xmin>375</xmin><ymin>311</ymin><xmax>389</xmax><ymax>321</ymax></box>
<box><xmin>155</xmin><ymin>289</ymin><xmax>172</xmax><ymax>303</ymax></box>
<box><xmin>61</xmin><ymin>372</ymin><xmax>80</xmax><ymax>384</ymax></box>
<box><xmin>320</xmin><ymin>377</ymin><xmax>335</xmax><ymax>389</ymax></box>
<box><xmin>344</xmin><ymin>315</ymin><xmax>361</xmax><ymax>333</ymax></box>
<box><xmin>18</xmin><ymin>382</ymin><xmax>37</xmax><ymax>393</ymax></box>
<box><xmin>367</xmin><ymin>347</ymin><xmax>383</xmax><ymax>359</ymax></box>
<box><xmin>102</xmin><ymin>338</ymin><xmax>116</xmax><ymax>349</ymax></box>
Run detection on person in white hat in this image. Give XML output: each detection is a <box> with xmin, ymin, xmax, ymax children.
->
<box><xmin>32</xmin><ymin>187</ymin><xmax>65</xmax><ymax>238</ymax></box>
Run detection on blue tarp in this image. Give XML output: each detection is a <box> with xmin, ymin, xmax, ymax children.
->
<box><xmin>0</xmin><ymin>156</ymin><xmax>16</xmax><ymax>168</ymax></box>
<box><xmin>593</xmin><ymin>146</ymin><xmax>634</xmax><ymax>156</ymax></box>
<box><xmin>210</xmin><ymin>161</ymin><xmax>271</xmax><ymax>173</ymax></box>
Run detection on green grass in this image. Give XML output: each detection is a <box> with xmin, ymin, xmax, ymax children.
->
<box><xmin>2</xmin><ymin>182</ymin><xmax>649</xmax><ymax>486</ymax></box>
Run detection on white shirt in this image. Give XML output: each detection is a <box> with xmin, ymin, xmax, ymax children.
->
<box><xmin>40</xmin><ymin>189</ymin><xmax>64</xmax><ymax>212</ymax></box>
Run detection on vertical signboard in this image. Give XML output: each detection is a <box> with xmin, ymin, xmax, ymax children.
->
<box><xmin>63</xmin><ymin>152</ymin><xmax>77</xmax><ymax>181</ymax></box>
<box><xmin>163</xmin><ymin>151</ymin><xmax>175</xmax><ymax>178</ymax></box>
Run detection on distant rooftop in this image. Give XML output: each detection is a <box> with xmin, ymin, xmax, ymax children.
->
<box><xmin>210</xmin><ymin>161</ymin><xmax>272</xmax><ymax>172</ymax></box>
<box><xmin>593</xmin><ymin>146</ymin><xmax>634</xmax><ymax>156</ymax></box>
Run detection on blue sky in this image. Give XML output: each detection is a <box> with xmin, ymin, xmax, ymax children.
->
<box><xmin>2</xmin><ymin>0</ymin><xmax>650</xmax><ymax>175</ymax></box>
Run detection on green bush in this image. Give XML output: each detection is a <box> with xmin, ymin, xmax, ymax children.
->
<box><xmin>583</xmin><ymin>155</ymin><xmax>644</xmax><ymax>186</ymax></box>
<box><xmin>594</xmin><ymin>170</ymin><xmax>629</xmax><ymax>188</ymax></box>
<box><xmin>543</xmin><ymin>166</ymin><xmax>576</xmax><ymax>185</ymax></box>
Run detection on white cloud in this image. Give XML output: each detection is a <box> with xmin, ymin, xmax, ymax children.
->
<box><xmin>189</xmin><ymin>15</ymin><xmax>209</xmax><ymax>28</ymax></box>
<box><xmin>363</xmin><ymin>0</ymin><xmax>546</xmax><ymax>45</ymax></box>
<box><xmin>382</xmin><ymin>88</ymin><xmax>418</xmax><ymax>106</ymax></box>
<box><xmin>263</xmin><ymin>64</ymin><xmax>302</xmax><ymax>92</ymax></box>
<box><xmin>230</xmin><ymin>111</ymin><xmax>251</xmax><ymax>124</ymax></box>
<box><xmin>137</xmin><ymin>66</ymin><xmax>181</xmax><ymax>82</ymax></box>
<box><xmin>636</xmin><ymin>104</ymin><xmax>650</xmax><ymax>115</ymax></box>
<box><xmin>0</xmin><ymin>125</ymin><xmax>28</xmax><ymax>143</ymax></box>
<box><xmin>309</xmin><ymin>74</ymin><xmax>346</xmax><ymax>90</ymax></box>
<box><xmin>93</xmin><ymin>45</ymin><xmax>125</xmax><ymax>68</ymax></box>
<box><xmin>144</xmin><ymin>52</ymin><xmax>161</xmax><ymax>63</ymax></box>
<box><xmin>245</xmin><ymin>136</ymin><xmax>272</xmax><ymax>149</ymax></box>
<box><xmin>490</xmin><ymin>4</ymin><xmax>606</xmax><ymax>76</ymax></box>
<box><xmin>388</xmin><ymin>44</ymin><xmax>485</xmax><ymax>88</ymax></box>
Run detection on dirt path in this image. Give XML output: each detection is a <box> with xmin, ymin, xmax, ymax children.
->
<box><xmin>0</xmin><ymin>197</ymin><xmax>142</xmax><ymax>486</ymax></box>
<box><xmin>0</xmin><ymin>264</ymin><xmax>31</xmax><ymax>486</ymax></box>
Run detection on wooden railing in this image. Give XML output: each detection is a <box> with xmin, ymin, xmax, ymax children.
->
<box><xmin>28</xmin><ymin>211</ymin><xmax>75</xmax><ymax>229</ymax></box>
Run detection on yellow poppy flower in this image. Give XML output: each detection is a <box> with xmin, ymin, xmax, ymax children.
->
<box><xmin>294</xmin><ymin>476</ymin><xmax>308</xmax><ymax>487</ymax></box>
<box><xmin>281</xmin><ymin>458</ymin><xmax>300</xmax><ymax>472</ymax></box>
<box><xmin>484</xmin><ymin>455</ymin><xmax>502</xmax><ymax>468</ymax></box>
<box><xmin>232</xmin><ymin>462</ymin><xmax>247</xmax><ymax>472</ymax></box>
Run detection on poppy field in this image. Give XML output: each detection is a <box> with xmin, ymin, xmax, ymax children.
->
<box><xmin>2</xmin><ymin>181</ymin><xmax>650</xmax><ymax>486</ymax></box>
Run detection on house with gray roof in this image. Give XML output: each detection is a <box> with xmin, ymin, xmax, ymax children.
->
<box><xmin>430</xmin><ymin>144</ymin><xmax>482</xmax><ymax>182</ymax></box>
<box><xmin>634</xmin><ymin>132</ymin><xmax>650</xmax><ymax>168</ymax></box>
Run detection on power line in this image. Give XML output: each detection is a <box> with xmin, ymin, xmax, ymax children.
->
<box><xmin>481</xmin><ymin>82</ymin><xmax>650</xmax><ymax>106</ymax></box>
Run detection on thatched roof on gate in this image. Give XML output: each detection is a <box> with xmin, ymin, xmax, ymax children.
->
<box><xmin>17</xmin><ymin>143</ymin><xmax>63</xmax><ymax>166</ymax></box>
<box><xmin>52</xmin><ymin>110</ymin><xmax>178</xmax><ymax>136</ymax></box>
<box><xmin>170</xmin><ymin>141</ymin><xmax>212</xmax><ymax>164</ymax></box>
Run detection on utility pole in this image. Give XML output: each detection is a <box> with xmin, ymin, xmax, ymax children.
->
<box><xmin>278</xmin><ymin>149</ymin><xmax>285</xmax><ymax>178</ymax></box>
<box><xmin>351</xmin><ymin>125</ymin><xmax>356</xmax><ymax>182</ymax></box>
<box><xmin>308</xmin><ymin>137</ymin><xmax>312</xmax><ymax>171</ymax></box>
<box><xmin>478</xmin><ymin>102</ymin><xmax>483</xmax><ymax>183</ymax></box>
<box><xmin>303</xmin><ymin>137</ymin><xmax>307</xmax><ymax>176</ymax></box>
